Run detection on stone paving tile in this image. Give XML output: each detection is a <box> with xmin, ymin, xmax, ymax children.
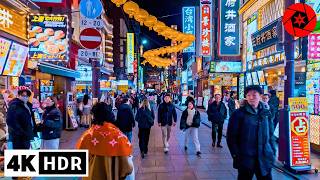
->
<box><xmin>156</xmin><ymin>171</ymin><xmax>197</xmax><ymax>180</ymax></box>
<box><xmin>135</xmin><ymin>173</ymin><xmax>157</xmax><ymax>180</ymax></box>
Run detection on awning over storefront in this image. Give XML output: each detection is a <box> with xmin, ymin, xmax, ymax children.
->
<box><xmin>38</xmin><ymin>62</ymin><xmax>80</xmax><ymax>78</ymax></box>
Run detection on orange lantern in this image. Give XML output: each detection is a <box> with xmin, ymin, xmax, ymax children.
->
<box><xmin>144</xmin><ymin>15</ymin><xmax>157</xmax><ymax>30</ymax></box>
<box><xmin>111</xmin><ymin>0</ymin><xmax>127</xmax><ymax>7</ymax></box>
<box><xmin>123</xmin><ymin>1</ymin><xmax>139</xmax><ymax>18</ymax></box>
<box><xmin>134</xmin><ymin>9</ymin><xmax>149</xmax><ymax>25</ymax></box>
<box><xmin>153</xmin><ymin>22</ymin><xmax>166</xmax><ymax>34</ymax></box>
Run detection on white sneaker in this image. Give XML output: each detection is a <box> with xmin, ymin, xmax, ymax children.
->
<box><xmin>164</xmin><ymin>147</ymin><xmax>169</xmax><ymax>153</ymax></box>
<box><xmin>166</xmin><ymin>142</ymin><xmax>169</xmax><ymax>148</ymax></box>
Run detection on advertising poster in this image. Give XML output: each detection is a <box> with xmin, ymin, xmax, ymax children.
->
<box><xmin>215</xmin><ymin>62</ymin><xmax>242</xmax><ymax>73</ymax></box>
<box><xmin>239</xmin><ymin>74</ymin><xmax>245</xmax><ymax>99</ymax></box>
<box><xmin>246</xmin><ymin>13</ymin><xmax>258</xmax><ymax>62</ymax></box>
<box><xmin>251</xmin><ymin>72</ymin><xmax>259</xmax><ymax>85</ymax></box>
<box><xmin>0</xmin><ymin>37</ymin><xmax>12</xmax><ymax>73</ymax></box>
<box><xmin>288</xmin><ymin>97</ymin><xmax>311</xmax><ymax>168</ymax></box>
<box><xmin>2</xmin><ymin>42</ymin><xmax>28</xmax><ymax>76</ymax></box>
<box><xmin>67</xmin><ymin>106</ymin><xmax>78</xmax><ymax>129</ymax></box>
<box><xmin>257</xmin><ymin>71</ymin><xmax>266</xmax><ymax>85</ymax></box>
<box><xmin>29</xmin><ymin>14</ymin><xmax>68</xmax><ymax>64</ymax></box>
<box><xmin>246</xmin><ymin>73</ymin><xmax>253</xmax><ymax>85</ymax></box>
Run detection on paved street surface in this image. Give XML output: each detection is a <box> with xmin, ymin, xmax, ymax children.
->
<box><xmin>58</xmin><ymin>107</ymin><xmax>293</xmax><ymax>180</ymax></box>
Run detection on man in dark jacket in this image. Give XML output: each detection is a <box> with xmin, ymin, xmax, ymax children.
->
<box><xmin>268</xmin><ymin>90</ymin><xmax>280</xmax><ymax>129</ymax></box>
<box><xmin>6</xmin><ymin>86</ymin><xmax>36</xmax><ymax>149</ymax></box>
<box><xmin>115</xmin><ymin>98</ymin><xmax>135</xmax><ymax>142</ymax></box>
<box><xmin>227</xmin><ymin>91</ymin><xmax>236</xmax><ymax>116</ymax></box>
<box><xmin>207</xmin><ymin>94</ymin><xmax>227</xmax><ymax>148</ymax></box>
<box><xmin>158</xmin><ymin>93</ymin><xmax>177</xmax><ymax>153</ymax></box>
<box><xmin>227</xmin><ymin>85</ymin><xmax>276</xmax><ymax>179</ymax></box>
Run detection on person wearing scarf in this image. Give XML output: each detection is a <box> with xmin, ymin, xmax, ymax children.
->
<box><xmin>40</xmin><ymin>96</ymin><xmax>62</xmax><ymax>149</ymax></box>
<box><xmin>180</xmin><ymin>99</ymin><xmax>201</xmax><ymax>156</ymax></box>
<box><xmin>77</xmin><ymin>102</ymin><xmax>133</xmax><ymax>180</ymax></box>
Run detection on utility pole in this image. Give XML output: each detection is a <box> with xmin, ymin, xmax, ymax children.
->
<box><xmin>279</xmin><ymin>0</ymin><xmax>295</xmax><ymax>168</ymax></box>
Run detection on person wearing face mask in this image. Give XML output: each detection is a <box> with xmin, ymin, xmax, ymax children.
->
<box><xmin>6</xmin><ymin>86</ymin><xmax>37</xmax><ymax>149</ymax></box>
<box><xmin>40</xmin><ymin>96</ymin><xmax>62</xmax><ymax>149</ymax></box>
<box><xmin>227</xmin><ymin>85</ymin><xmax>276</xmax><ymax>180</ymax></box>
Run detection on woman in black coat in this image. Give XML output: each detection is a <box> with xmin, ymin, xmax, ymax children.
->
<box><xmin>180</xmin><ymin>100</ymin><xmax>201</xmax><ymax>156</ymax></box>
<box><xmin>135</xmin><ymin>99</ymin><xmax>154</xmax><ymax>158</ymax></box>
<box><xmin>41</xmin><ymin>96</ymin><xmax>62</xmax><ymax>149</ymax></box>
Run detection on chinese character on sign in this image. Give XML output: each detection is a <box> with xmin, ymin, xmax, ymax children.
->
<box><xmin>202</xmin><ymin>38</ymin><xmax>210</xmax><ymax>47</ymax></box>
<box><xmin>224</xmin><ymin>23</ymin><xmax>236</xmax><ymax>33</ymax></box>
<box><xmin>0</xmin><ymin>8</ymin><xmax>13</xmax><ymax>28</ymax></box>
<box><xmin>203</xmin><ymin>16</ymin><xmax>209</xmax><ymax>26</ymax></box>
<box><xmin>295</xmin><ymin>119</ymin><xmax>307</xmax><ymax>133</ymax></box>
<box><xmin>225</xmin><ymin>0</ymin><xmax>236</xmax><ymax>7</ymax></box>
<box><xmin>225</xmin><ymin>10</ymin><xmax>237</xmax><ymax>20</ymax></box>
<box><xmin>225</xmin><ymin>36</ymin><xmax>236</xmax><ymax>46</ymax></box>
<box><xmin>202</xmin><ymin>28</ymin><xmax>210</xmax><ymax>36</ymax></box>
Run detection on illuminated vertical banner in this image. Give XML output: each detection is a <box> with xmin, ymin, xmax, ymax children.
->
<box><xmin>200</xmin><ymin>0</ymin><xmax>212</xmax><ymax>56</ymax></box>
<box><xmin>219</xmin><ymin>0</ymin><xmax>240</xmax><ymax>56</ymax></box>
<box><xmin>182</xmin><ymin>7</ymin><xmax>196</xmax><ymax>53</ymax></box>
<box><xmin>127</xmin><ymin>33</ymin><xmax>134</xmax><ymax>73</ymax></box>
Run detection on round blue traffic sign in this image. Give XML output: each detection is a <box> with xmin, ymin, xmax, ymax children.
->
<box><xmin>79</xmin><ymin>0</ymin><xmax>103</xmax><ymax>19</ymax></box>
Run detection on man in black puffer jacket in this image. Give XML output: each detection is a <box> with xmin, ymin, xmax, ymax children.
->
<box><xmin>158</xmin><ymin>93</ymin><xmax>177</xmax><ymax>154</ymax></box>
<box><xmin>6</xmin><ymin>86</ymin><xmax>37</xmax><ymax>149</ymax></box>
<box><xmin>227</xmin><ymin>85</ymin><xmax>276</xmax><ymax>180</ymax></box>
<box><xmin>207</xmin><ymin>94</ymin><xmax>227</xmax><ymax>148</ymax></box>
<box><xmin>115</xmin><ymin>98</ymin><xmax>135</xmax><ymax>142</ymax></box>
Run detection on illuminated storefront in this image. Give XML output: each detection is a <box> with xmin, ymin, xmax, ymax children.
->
<box><xmin>0</xmin><ymin>1</ymin><xmax>30</xmax><ymax>95</ymax></box>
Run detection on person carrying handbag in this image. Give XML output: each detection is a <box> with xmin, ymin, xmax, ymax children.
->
<box><xmin>180</xmin><ymin>99</ymin><xmax>201</xmax><ymax>156</ymax></box>
<box><xmin>135</xmin><ymin>99</ymin><xmax>155</xmax><ymax>158</ymax></box>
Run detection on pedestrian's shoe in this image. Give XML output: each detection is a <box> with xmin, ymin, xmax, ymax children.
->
<box><xmin>196</xmin><ymin>151</ymin><xmax>202</xmax><ymax>156</ymax></box>
<box><xmin>212</xmin><ymin>143</ymin><xmax>215</xmax><ymax>148</ymax></box>
<box><xmin>166</xmin><ymin>142</ymin><xmax>170</xmax><ymax>148</ymax></box>
<box><xmin>217</xmin><ymin>144</ymin><xmax>223</xmax><ymax>148</ymax></box>
<box><xmin>141</xmin><ymin>152</ymin><xmax>145</xmax><ymax>159</ymax></box>
<box><xmin>184</xmin><ymin>146</ymin><xmax>188</xmax><ymax>151</ymax></box>
<box><xmin>164</xmin><ymin>147</ymin><xmax>169</xmax><ymax>154</ymax></box>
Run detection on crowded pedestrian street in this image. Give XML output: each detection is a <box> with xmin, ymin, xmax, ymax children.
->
<box><xmin>57</xmin><ymin>106</ymin><xmax>307</xmax><ymax>180</ymax></box>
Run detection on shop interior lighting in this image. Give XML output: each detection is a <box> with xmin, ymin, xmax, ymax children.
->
<box><xmin>278</xmin><ymin>71</ymin><xmax>281</xmax><ymax>75</ymax></box>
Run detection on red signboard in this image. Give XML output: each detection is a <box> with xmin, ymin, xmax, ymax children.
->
<box><xmin>289</xmin><ymin>112</ymin><xmax>311</xmax><ymax>167</ymax></box>
<box><xmin>200</xmin><ymin>3</ymin><xmax>212</xmax><ymax>56</ymax></box>
<box><xmin>80</xmin><ymin>28</ymin><xmax>102</xmax><ymax>49</ymax></box>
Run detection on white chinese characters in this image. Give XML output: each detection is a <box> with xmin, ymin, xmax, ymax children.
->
<box><xmin>0</xmin><ymin>8</ymin><xmax>13</xmax><ymax>28</ymax></box>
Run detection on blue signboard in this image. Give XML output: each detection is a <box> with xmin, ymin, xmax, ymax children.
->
<box><xmin>251</xmin><ymin>19</ymin><xmax>281</xmax><ymax>52</ymax></box>
<box><xmin>182</xmin><ymin>7</ymin><xmax>196</xmax><ymax>53</ymax></box>
<box><xmin>219</xmin><ymin>0</ymin><xmax>240</xmax><ymax>56</ymax></box>
<box><xmin>79</xmin><ymin>0</ymin><xmax>103</xmax><ymax>19</ymax></box>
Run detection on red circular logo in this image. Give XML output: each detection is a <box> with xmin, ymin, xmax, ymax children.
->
<box><xmin>283</xmin><ymin>3</ymin><xmax>317</xmax><ymax>38</ymax></box>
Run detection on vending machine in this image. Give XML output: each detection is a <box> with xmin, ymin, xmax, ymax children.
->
<box><xmin>65</xmin><ymin>92</ymin><xmax>78</xmax><ymax>130</ymax></box>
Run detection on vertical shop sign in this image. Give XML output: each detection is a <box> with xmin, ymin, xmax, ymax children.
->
<box><xmin>219</xmin><ymin>0</ymin><xmax>240</xmax><ymax>56</ymax></box>
<box><xmin>127</xmin><ymin>33</ymin><xmax>134</xmax><ymax>73</ymax></box>
<box><xmin>197</xmin><ymin>57</ymin><xmax>202</xmax><ymax>72</ymax></box>
<box><xmin>239</xmin><ymin>74</ymin><xmax>245</xmax><ymax>99</ymax></box>
<box><xmin>308</xmin><ymin>34</ymin><xmax>320</xmax><ymax>60</ymax></box>
<box><xmin>288</xmin><ymin>97</ymin><xmax>311</xmax><ymax>169</ymax></box>
<box><xmin>182</xmin><ymin>7</ymin><xmax>195</xmax><ymax>53</ymax></box>
<box><xmin>200</xmin><ymin>0</ymin><xmax>212</xmax><ymax>56</ymax></box>
<box><xmin>171</xmin><ymin>25</ymin><xmax>178</xmax><ymax>65</ymax></box>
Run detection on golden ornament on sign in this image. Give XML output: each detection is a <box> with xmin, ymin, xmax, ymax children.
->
<box><xmin>111</xmin><ymin>0</ymin><xmax>127</xmax><ymax>7</ymax></box>
<box><xmin>123</xmin><ymin>1</ymin><xmax>139</xmax><ymax>18</ymax></box>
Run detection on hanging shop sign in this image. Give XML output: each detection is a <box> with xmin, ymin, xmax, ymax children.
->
<box><xmin>308</xmin><ymin>34</ymin><xmax>320</xmax><ymax>60</ymax></box>
<box><xmin>200</xmin><ymin>1</ymin><xmax>212</xmax><ymax>56</ymax></box>
<box><xmin>215</xmin><ymin>61</ymin><xmax>241</xmax><ymax>73</ymax></box>
<box><xmin>2</xmin><ymin>42</ymin><xmax>28</xmax><ymax>77</ymax></box>
<box><xmin>251</xmin><ymin>19</ymin><xmax>282</xmax><ymax>52</ymax></box>
<box><xmin>75</xmin><ymin>65</ymin><xmax>92</xmax><ymax>82</ymax></box>
<box><xmin>127</xmin><ymin>33</ymin><xmax>134</xmax><ymax>73</ymax></box>
<box><xmin>218</xmin><ymin>0</ymin><xmax>240</xmax><ymax>56</ymax></box>
<box><xmin>28</xmin><ymin>14</ymin><xmax>68</xmax><ymax>64</ymax></box>
<box><xmin>0</xmin><ymin>3</ymin><xmax>27</xmax><ymax>40</ymax></box>
<box><xmin>209</xmin><ymin>61</ymin><xmax>215</xmax><ymax>73</ymax></box>
<box><xmin>247</xmin><ymin>52</ymin><xmax>285</xmax><ymax>71</ymax></box>
<box><xmin>182</xmin><ymin>7</ymin><xmax>196</xmax><ymax>53</ymax></box>
<box><xmin>288</xmin><ymin>97</ymin><xmax>311</xmax><ymax>169</ymax></box>
<box><xmin>197</xmin><ymin>57</ymin><xmax>202</xmax><ymax>72</ymax></box>
<box><xmin>209</xmin><ymin>73</ymin><xmax>234</xmax><ymax>86</ymax></box>
<box><xmin>246</xmin><ymin>13</ymin><xmax>258</xmax><ymax>62</ymax></box>
<box><xmin>295</xmin><ymin>72</ymin><xmax>306</xmax><ymax>85</ymax></box>
<box><xmin>79</xmin><ymin>0</ymin><xmax>103</xmax><ymax>19</ymax></box>
<box><xmin>0</xmin><ymin>37</ymin><xmax>11</xmax><ymax>74</ymax></box>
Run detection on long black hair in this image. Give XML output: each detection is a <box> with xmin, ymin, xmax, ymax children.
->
<box><xmin>83</xmin><ymin>94</ymin><xmax>89</xmax><ymax>105</ymax></box>
<box><xmin>91</xmin><ymin>102</ymin><xmax>115</xmax><ymax>125</ymax></box>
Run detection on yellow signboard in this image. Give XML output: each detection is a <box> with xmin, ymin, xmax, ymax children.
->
<box><xmin>0</xmin><ymin>3</ymin><xmax>27</xmax><ymax>40</ymax></box>
<box><xmin>288</xmin><ymin>97</ymin><xmax>308</xmax><ymax>112</ymax></box>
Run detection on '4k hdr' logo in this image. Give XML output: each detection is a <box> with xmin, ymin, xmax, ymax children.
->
<box><xmin>283</xmin><ymin>3</ymin><xmax>317</xmax><ymax>37</ymax></box>
<box><xmin>291</xmin><ymin>117</ymin><xmax>308</xmax><ymax>136</ymax></box>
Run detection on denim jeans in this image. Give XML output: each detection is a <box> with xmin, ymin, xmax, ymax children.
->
<box><xmin>124</xmin><ymin>131</ymin><xmax>133</xmax><ymax>142</ymax></box>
